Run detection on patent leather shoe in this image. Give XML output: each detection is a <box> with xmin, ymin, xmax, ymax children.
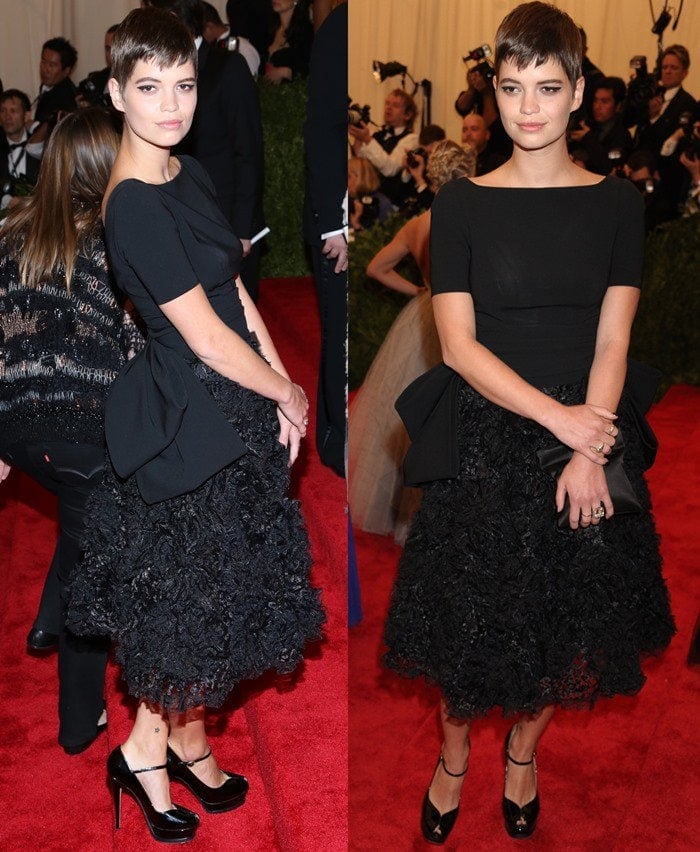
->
<box><xmin>63</xmin><ymin>719</ymin><xmax>107</xmax><ymax>755</ymax></box>
<box><xmin>502</xmin><ymin>727</ymin><xmax>540</xmax><ymax>840</ymax></box>
<box><xmin>27</xmin><ymin>627</ymin><xmax>59</xmax><ymax>652</ymax></box>
<box><xmin>420</xmin><ymin>747</ymin><xmax>469</xmax><ymax>845</ymax></box>
<box><xmin>107</xmin><ymin>746</ymin><xmax>199</xmax><ymax>844</ymax></box>
<box><xmin>166</xmin><ymin>744</ymin><xmax>248</xmax><ymax>813</ymax></box>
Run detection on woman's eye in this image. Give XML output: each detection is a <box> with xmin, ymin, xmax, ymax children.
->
<box><xmin>137</xmin><ymin>85</ymin><xmax>155</xmax><ymax>93</ymax></box>
<box><xmin>178</xmin><ymin>83</ymin><xmax>196</xmax><ymax>92</ymax></box>
<box><xmin>500</xmin><ymin>86</ymin><xmax>519</xmax><ymax>94</ymax></box>
<box><xmin>541</xmin><ymin>86</ymin><xmax>562</xmax><ymax>94</ymax></box>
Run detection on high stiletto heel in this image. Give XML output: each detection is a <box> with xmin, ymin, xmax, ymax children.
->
<box><xmin>107</xmin><ymin>746</ymin><xmax>199</xmax><ymax>844</ymax></box>
<box><xmin>502</xmin><ymin>727</ymin><xmax>540</xmax><ymax>840</ymax></box>
<box><xmin>420</xmin><ymin>745</ymin><xmax>469</xmax><ymax>845</ymax></box>
<box><xmin>166</xmin><ymin>744</ymin><xmax>248</xmax><ymax>813</ymax></box>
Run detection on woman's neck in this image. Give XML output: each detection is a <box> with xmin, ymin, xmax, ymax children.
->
<box><xmin>493</xmin><ymin>143</ymin><xmax>595</xmax><ymax>188</ymax></box>
<box><xmin>116</xmin><ymin>130</ymin><xmax>175</xmax><ymax>185</ymax></box>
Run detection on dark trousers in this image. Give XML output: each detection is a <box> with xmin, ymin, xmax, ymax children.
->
<box><xmin>311</xmin><ymin>245</ymin><xmax>347</xmax><ymax>477</ymax></box>
<box><xmin>2</xmin><ymin>441</ymin><xmax>109</xmax><ymax>748</ymax></box>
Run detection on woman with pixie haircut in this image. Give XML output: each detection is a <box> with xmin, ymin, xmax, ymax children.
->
<box><xmin>383</xmin><ymin>3</ymin><xmax>674</xmax><ymax>844</ymax></box>
<box><xmin>67</xmin><ymin>8</ymin><xmax>323</xmax><ymax>843</ymax></box>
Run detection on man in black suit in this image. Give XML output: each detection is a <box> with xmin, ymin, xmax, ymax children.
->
<box><xmin>150</xmin><ymin>0</ymin><xmax>265</xmax><ymax>301</ymax></box>
<box><xmin>34</xmin><ymin>37</ymin><xmax>78</xmax><ymax>127</ymax></box>
<box><xmin>1</xmin><ymin>90</ymin><xmax>40</xmax><ymax>210</ymax></box>
<box><xmin>303</xmin><ymin>1</ymin><xmax>347</xmax><ymax>477</ymax></box>
<box><xmin>226</xmin><ymin>0</ymin><xmax>274</xmax><ymax>59</ymax></box>
<box><xmin>76</xmin><ymin>24</ymin><xmax>119</xmax><ymax>110</ymax></box>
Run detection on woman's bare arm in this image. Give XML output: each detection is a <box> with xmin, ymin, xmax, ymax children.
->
<box><xmin>366</xmin><ymin>214</ymin><xmax>429</xmax><ymax>296</ymax></box>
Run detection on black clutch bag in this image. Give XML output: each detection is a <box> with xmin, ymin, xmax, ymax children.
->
<box><xmin>536</xmin><ymin>429</ymin><xmax>642</xmax><ymax>529</ymax></box>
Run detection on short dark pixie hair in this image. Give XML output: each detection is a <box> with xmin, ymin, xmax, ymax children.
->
<box><xmin>42</xmin><ymin>37</ymin><xmax>78</xmax><ymax>70</ymax></box>
<box><xmin>494</xmin><ymin>2</ymin><xmax>582</xmax><ymax>90</ymax></box>
<box><xmin>110</xmin><ymin>7</ymin><xmax>198</xmax><ymax>91</ymax></box>
<box><xmin>0</xmin><ymin>88</ymin><xmax>32</xmax><ymax>112</ymax></box>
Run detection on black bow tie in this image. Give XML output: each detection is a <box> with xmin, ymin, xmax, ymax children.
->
<box><xmin>8</xmin><ymin>141</ymin><xmax>26</xmax><ymax>152</ymax></box>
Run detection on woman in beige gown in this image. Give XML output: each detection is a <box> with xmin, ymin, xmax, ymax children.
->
<box><xmin>349</xmin><ymin>141</ymin><xmax>475</xmax><ymax>543</ymax></box>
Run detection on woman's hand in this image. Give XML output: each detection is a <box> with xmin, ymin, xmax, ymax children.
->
<box><xmin>548</xmin><ymin>403</ymin><xmax>618</xmax><ymax>465</ymax></box>
<box><xmin>0</xmin><ymin>460</ymin><xmax>11</xmax><ymax>482</ymax></box>
<box><xmin>556</xmin><ymin>452</ymin><xmax>613</xmax><ymax>529</ymax></box>
<box><xmin>278</xmin><ymin>381</ymin><xmax>309</xmax><ymax>436</ymax></box>
<box><xmin>277</xmin><ymin>411</ymin><xmax>304</xmax><ymax>466</ymax></box>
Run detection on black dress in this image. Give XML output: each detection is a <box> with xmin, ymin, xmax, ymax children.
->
<box><xmin>68</xmin><ymin>157</ymin><xmax>324</xmax><ymax>711</ymax></box>
<box><xmin>383</xmin><ymin>177</ymin><xmax>675</xmax><ymax>719</ymax></box>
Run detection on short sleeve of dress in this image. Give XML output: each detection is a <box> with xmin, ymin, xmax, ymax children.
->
<box><xmin>106</xmin><ymin>180</ymin><xmax>199</xmax><ymax>305</ymax></box>
<box><xmin>609</xmin><ymin>178</ymin><xmax>645</xmax><ymax>288</ymax></box>
<box><xmin>430</xmin><ymin>179</ymin><xmax>472</xmax><ymax>295</ymax></box>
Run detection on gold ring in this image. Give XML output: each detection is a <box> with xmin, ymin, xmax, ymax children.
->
<box><xmin>589</xmin><ymin>443</ymin><xmax>604</xmax><ymax>454</ymax></box>
<box><xmin>593</xmin><ymin>506</ymin><xmax>605</xmax><ymax>519</ymax></box>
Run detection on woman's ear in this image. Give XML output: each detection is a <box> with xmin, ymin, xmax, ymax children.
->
<box><xmin>108</xmin><ymin>78</ymin><xmax>125</xmax><ymax>113</ymax></box>
<box><xmin>571</xmin><ymin>75</ymin><xmax>585</xmax><ymax>113</ymax></box>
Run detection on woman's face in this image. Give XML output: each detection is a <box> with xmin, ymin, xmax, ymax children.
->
<box><xmin>109</xmin><ymin>57</ymin><xmax>197</xmax><ymax>149</ymax></box>
<box><xmin>495</xmin><ymin>58</ymin><xmax>583</xmax><ymax>153</ymax></box>
<box><xmin>272</xmin><ymin>0</ymin><xmax>296</xmax><ymax>14</ymax></box>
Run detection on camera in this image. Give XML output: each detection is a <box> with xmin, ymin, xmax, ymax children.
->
<box><xmin>406</xmin><ymin>147</ymin><xmax>427</xmax><ymax>170</ymax></box>
<box><xmin>348</xmin><ymin>100</ymin><xmax>371</xmax><ymax>127</ymax></box>
<box><xmin>78</xmin><ymin>74</ymin><xmax>111</xmax><ymax>109</ymax></box>
<box><xmin>607</xmin><ymin>148</ymin><xmax>626</xmax><ymax>176</ymax></box>
<box><xmin>626</xmin><ymin>55</ymin><xmax>658</xmax><ymax>109</ymax></box>
<box><xmin>463</xmin><ymin>44</ymin><xmax>495</xmax><ymax>82</ymax></box>
<box><xmin>677</xmin><ymin>110</ymin><xmax>700</xmax><ymax>158</ymax></box>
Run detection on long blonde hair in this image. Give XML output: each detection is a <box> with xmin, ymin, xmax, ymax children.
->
<box><xmin>1</xmin><ymin>108</ymin><xmax>120</xmax><ymax>290</ymax></box>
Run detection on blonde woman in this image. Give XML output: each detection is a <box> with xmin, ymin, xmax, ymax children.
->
<box><xmin>349</xmin><ymin>141</ymin><xmax>476</xmax><ymax>543</ymax></box>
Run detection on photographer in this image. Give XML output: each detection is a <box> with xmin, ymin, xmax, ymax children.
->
<box><xmin>460</xmin><ymin>113</ymin><xmax>506</xmax><ymax>176</ymax></box>
<box><xmin>677</xmin><ymin>103</ymin><xmax>700</xmax><ymax>216</ymax></box>
<box><xmin>348</xmin><ymin>89</ymin><xmax>419</xmax><ymax>207</ymax></box>
<box><xmin>568</xmin><ymin>76</ymin><xmax>632</xmax><ymax>175</ymax></box>
<box><xmin>76</xmin><ymin>25</ymin><xmax>119</xmax><ymax>110</ymax></box>
<box><xmin>623</xmin><ymin>149</ymin><xmax>675</xmax><ymax>231</ymax></box>
<box><xmin>32</xmin><ymin>37</ymin><xmax>78</xmax><ymax>137</ymax></box>
<box><xmin>401</xmin><ymin>124</ymin><xmax>446</xmax><ymax>216</ymax></box>
<box><xmin>455</xmin><ymin>47</ymin><xmax>512</xmax><ymax>157</ymax></box>
<box><xmin>1</xmin><ymin>90</ymin><xmax>40</xmax><ymax>213</ymax></box>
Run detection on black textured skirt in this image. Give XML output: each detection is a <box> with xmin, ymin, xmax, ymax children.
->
<box><xmin>68</xmin><ymin>363</ymin><xmax>325</xmax><ymax>711</ymax></box>
<box><xmin>383</xmin><ymin>379</ymin><xmax>675</xmax><ymax>719</ymax></box>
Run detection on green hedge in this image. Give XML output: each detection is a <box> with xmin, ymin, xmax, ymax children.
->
<box><xmin>258</xmin><ymin>79</ymin><xmax>311</xmax><ymax>278</ymax></box>
<box><xmin>350</xmin><ymin>212</ymin><xmax>700</xmax><ymax>393</ymax></box>
<box><xmin>348</xmin><ymin>213</ymin><xmax>422</xmax><ymax>389</ymax></box>
<box><xmin>629</xmin><ymin>213</ymin><xmax>700</xmax><ymax>393</ymax></box>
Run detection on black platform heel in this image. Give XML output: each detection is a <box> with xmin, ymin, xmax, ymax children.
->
<box><xmin>166</xmin><ymin>744</ymin><xmax>249</xmax><ymax>813</ymax></box>
<box><xmin>420</xmin><ymin>745</ymin><xmax>469</xmax><ymax>845</ymax></box>
<box><xmin>502</xmin><ymin>727</ymin><xmax>540</xmax><ymax>840</ymax></box>
<box><xmin>107</xmin><ymin>746</ymin><xmax>199</xmax><ymax>844</ymax></box>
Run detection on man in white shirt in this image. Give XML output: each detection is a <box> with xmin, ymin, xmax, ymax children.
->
<box><xmin>348</xmin><ymin>89</ymin><xmax>419</xmax><ymax>207</ymax></box>
<box><xmin>201</xmin><ymin>0</ymin><xmax>261</xmax><ymax>77</ymax></box>
<box><xmin>1</xmin><ymin>89</ymin><xmax>40</xmax><ymax>210</ymax></box>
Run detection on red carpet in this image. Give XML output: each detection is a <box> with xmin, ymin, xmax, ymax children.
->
<box><xmin>0</xmin><ymin>277</ymin><xmax>347</xmax><ymax>851</ymax></box>
<box><xmin>349</xmin><ymin>384</ymin><xmax>700</xmax><ymax>850</ymax></box>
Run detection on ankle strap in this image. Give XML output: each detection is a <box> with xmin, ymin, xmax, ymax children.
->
<box><xmin>131</xmin><ymin>761</ymin><xmax>168</xmax><ymax>774</ymax></box>
<box><xmin>177</xmin><ymin>748</ymin><xmax>212</xmax><ymax>768</ymax></box>
<box><xmin>439</xmin><ymin>753</ymin><xmax>468</xmax><ymax>778</ymax></box>
<box><xmin>505</xmin><ymin>749</ymin><xmax>536</xmax><ymax>766</ymax></box>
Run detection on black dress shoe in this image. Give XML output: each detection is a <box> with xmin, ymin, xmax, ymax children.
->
<box><xmin>107</xmin><ymin>746</ymin><xmax>199</xmax><ymax>844</ymax></box>
<box><xmin>63</xmin><ymin>720</ymin><xmax>108</xmax><ymax>755</ymax></box>
<box><xmin>420</xmin><ymin>748</ymin><xmax>469</xmax><ymax>845</ymax></box>
<box><xmin>26</xmin><ymin>627</ymin><xmax>59</xmax><ymax>652</ymax></box>
<box><xmin>502</xmin><ymin>727</ymin><xmax>540</xmax><ymax>840</ymax></box>
<box><xmin>166</xmin><ymin>745</ymin><xmax>248</xmax><ymax>813</ymax></box>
